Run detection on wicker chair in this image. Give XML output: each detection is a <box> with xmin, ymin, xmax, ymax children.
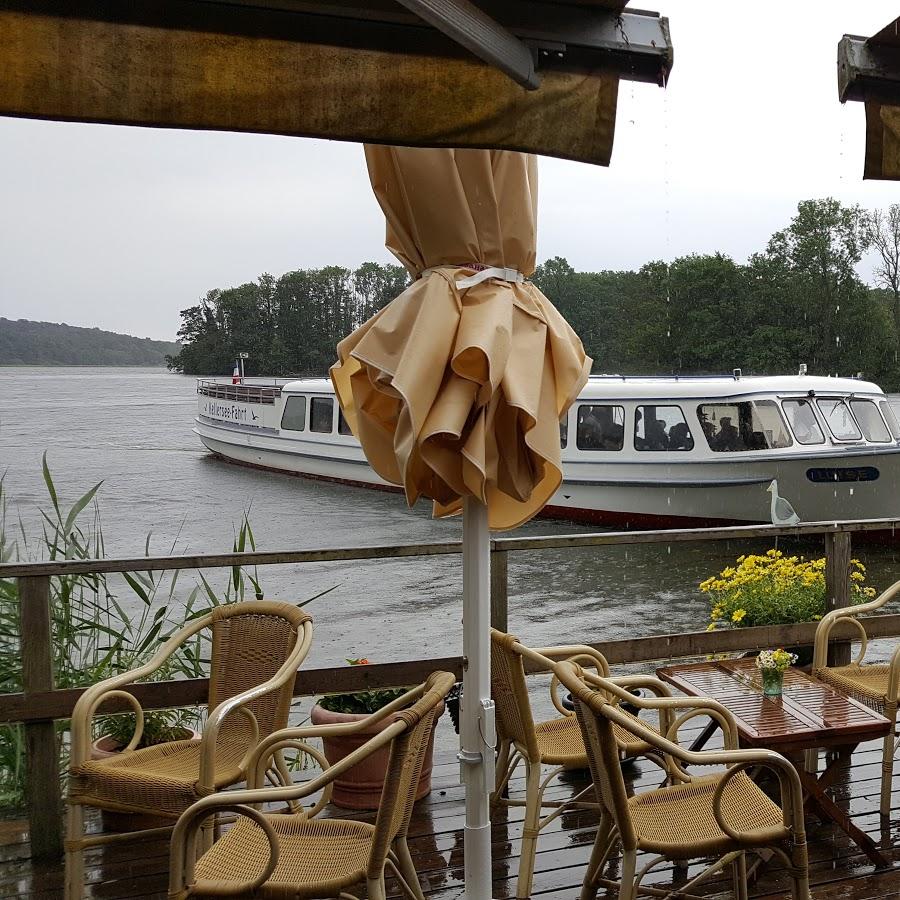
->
<box><xmin>812</xmin><ymin>577</ymin><xmax>900</xmax><ymax>817</ymax></box>
<box><xmin>66</xmin><ymin>600</ymin><xmax>314</xmax><ymax>900</ymax></box>
<box><xmin>554</xmin><ymin>660</ymin><xmax>811</xmax><ymax>900</ymax></box>
<box><xmin>168</xmin><ymin>670</ymin><xmax>456</xmax><ymax>899</ymax></box>
<box><xmin>490</xmin><ymin>629</ymin><xmax>677</xmax><ymax>899</ymax></box>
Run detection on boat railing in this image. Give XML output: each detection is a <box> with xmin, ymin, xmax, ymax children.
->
<box><xmin>197</xmin><ymin>379</ymin><xmax>285</xmax><ymax>404</ymax></box>
<box><xmin>3</xmin><ymin>517</ymin><xmax>900</xmax><ymax>857</ymax></box>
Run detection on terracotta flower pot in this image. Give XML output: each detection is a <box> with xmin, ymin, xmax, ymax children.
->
<box><xmin>311</xmin><ymin>702</ymin><xmax>443</xmax><ymax>810</ymax></box>
<box><xmin>90</xmin><ymin>729</ymin><xmax>200</xmax><ymax>831</ymax></box>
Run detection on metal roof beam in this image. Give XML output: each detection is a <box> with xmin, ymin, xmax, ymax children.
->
<box><xmin>395</xmin><ymin>0</ymin><xmax>540</xmax><ymax>90</ymax></box>
<box><xmin>838</xmin><ymin>33</ymin><xmax>900</xmax><ymax>103</ymax></box>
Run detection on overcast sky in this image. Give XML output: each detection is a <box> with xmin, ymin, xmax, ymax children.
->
<box><xmin>1</xmin><ymin>1</ymin><xmax>899</xmax><ymax>341</ymax></box>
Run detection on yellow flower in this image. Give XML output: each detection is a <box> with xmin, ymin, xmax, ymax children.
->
<box><xmin>711</xmin><ymin>605</ymin><xmax>724</xmax><ymax>621</ymax></box>
<box><xmin>731</xmin><ymin>609</ymin><xmax>747</xmax><ymax>623</ymax></box>
<box><xmin>706</xmin><ymin>623</ymin><xmax>717</xmax><ymax>632</ymax></box>
<box><xmin>850</xmin><ymin>571</ymin><xmax>864</xmax><ymax>582</ymax></box>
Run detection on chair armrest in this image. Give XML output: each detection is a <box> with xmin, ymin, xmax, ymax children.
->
<box><xmin>607</xmin><ymin>675</ymin><xmax>673</xmax><ymax>698</ymax></box>
<box><xmin>712</xmin><ymin>758</ymin><xmax>807</xmax><ymax>847</ymax></box>
<box><xmin>525</xmin><ymin>644</ymin><xmax>611</xmax><ymax>677</ymax></box>
<box><xmin>813</xmin><ymin>577</ymin><xmax>900</xmax><ymax>671</ymax></box>
<box><xmin>68</xmin><ymin>626</ymin><xmax>199</xmax><ymax>767</ymax></box>
<box><xmin>170</xmin><ymin>803</ymin><xmax>279</xmax><ymax>897</ymax></box>
<box><xmin>580</xmin><ymin>669</ymin><xmax>739</xmax><ymax>749</ymax></box>
<box><xmin>889</xmin><ymin>643</ymin><xmax>900</xmax><ymax>703</ymax></box>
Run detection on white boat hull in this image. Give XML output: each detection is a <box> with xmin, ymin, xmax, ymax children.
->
<box><xmin>195</xmin><ymin>418</ymin><xmax>900</xmax><ymax>529</ymax></box>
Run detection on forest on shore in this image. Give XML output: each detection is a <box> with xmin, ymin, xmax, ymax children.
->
<box><xmin>166</xmin><ymin>199</ymin><xmax>900</xmax><ymax>391</ymax></box>
<box><xmin>0</xmin><ymin>318</ymin><xmax>179</xmax><ymax>367</ymax></box>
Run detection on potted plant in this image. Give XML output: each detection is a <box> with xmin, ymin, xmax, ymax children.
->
<box><xmin>756</xmin><ymin>648</ymin><xmax>798</xmax><ymax>697</ymax></box>
<box><xmin>310</xmin><ymin>659</ymin><xmax>444</xmax><ymax>810</ymax></box>
<box><xmin>700</xmin><ymin>549</ymin><xmax>876</xmax><ymax>665</ymax></box>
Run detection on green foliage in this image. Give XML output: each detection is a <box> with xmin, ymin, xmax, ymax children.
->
<box><xmin>0</xmin><ymin>461</ymin><xmax>280</xmax><ymax>804</ymax></box>
<box><xmin>700</xmin><ymin>549</ymin><xmax>874</xmax><ymax>630</ymax></box>
<box><xmin>167</xmin><ymin>263</ymin><xmax>410</xmax><ymax>376</ymax></box>
<box><xmin>318</xmin><ymin>658</ymin><xmax>407</xmax><ymax>715</ymax></box>
<box><xmin>0</xmin><ymin>318</ymin><xmax>178</xmax><ymax>367</ymax></box>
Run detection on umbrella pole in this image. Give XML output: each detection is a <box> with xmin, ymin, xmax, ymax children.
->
<box><xmin>460</xmin><ymin>496</ymin><xmax>495</xmax><ymax>900</ymax></box>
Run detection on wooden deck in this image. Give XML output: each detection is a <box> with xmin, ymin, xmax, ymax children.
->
<box><xmin>1</xmin><ymin>727</ymin><xmax>898</xmax><ymax>900</ymax></box>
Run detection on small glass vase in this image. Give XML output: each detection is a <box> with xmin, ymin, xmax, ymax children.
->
<box><xmin>761</xmin><ymin>667</ymin><xmax>785</xmax><ymax>697</ymax></box>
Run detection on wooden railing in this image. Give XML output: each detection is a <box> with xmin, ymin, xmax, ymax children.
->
<box><xmin>2</xmin><ymin>517</ymin><xmax>900</xmax><ymax>858</ymax></box>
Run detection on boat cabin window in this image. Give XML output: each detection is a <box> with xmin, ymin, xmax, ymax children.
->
<box><xmin>782</xmin><ymin>399</ymin><xmax>824</xmax><ymax>445</ymax></box>
<box><xmin>634</xmin><ymin>405</ymin><xmax>693</xmax><ymax>451</ymax></box>
<box><xmin>697</xmin><ymin>400</ymin><xmax>792</xmax><ymax>452</ymax></box>
<box><xmin>576</xmin><ymin>405</ymin><xmax>624</xmax><ymax>451</ymax></box>
<box><xmin>850</xmin><ymin>399</ymin><xmax>891</xmax><ymax>442</ymax></box>
<box><xmin>816</xmin><ymin>398</ymin><xmax>862</xmax><ymax>441</ymax></box>
<box><xmin>280</xmin><ymin>396</ymin><xmax>307</xmax><ymax>431</ymax></box>
<box><xmin>879</xmin><ymin>400</ymin><xmax>900</xmax><ymax>440</ymax></box>
<box><xmin>310</xmin><ymin>397</ymin><xmax>334</xmax><ymax>433</ymax></box>
<box><xmin>559</xmin><ymin>417</ymin><xmax>568</xmax><ymax>449</ymax></box>
<box><xmin>338</xmin><ymin>410</ymin><xmax>354</xmax><ymax>436</ymax></box>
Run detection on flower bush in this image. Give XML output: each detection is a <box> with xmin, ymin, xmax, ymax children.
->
<box><xmin>318</xmin><ymin>658</ymin><xmax>407</xmax><ymax>715</ymax></box>
<box><xmin>701</xmin><ymin>549</ymin><xmax>875</xmax><ymax>630</ymax></box>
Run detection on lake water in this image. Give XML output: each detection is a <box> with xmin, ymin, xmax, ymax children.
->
<box><xmin>1</xmin><ymin>367</ymin><xmax>899</xmax><ymax>700</ymax></box>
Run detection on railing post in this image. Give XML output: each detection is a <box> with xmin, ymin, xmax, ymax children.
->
<box><xmin>490</xmin><ymin>548</ymin><xmax>508</xmax><ymax>632</ymax></box>
<box><xmin>19</xmin><ymin>575</ymin><xmax>63</xmax><ymax>858</ymax></box>
<box><xmin>824</xmin><ymin>531</ymin><xmax>852</xmax><ymax>667</ymax></box>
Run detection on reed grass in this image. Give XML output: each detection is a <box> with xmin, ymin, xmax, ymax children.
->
<box><xmin>0</xmin><ymin>455</ymin><xmax>298</xmax><ymax>808</ymax></box>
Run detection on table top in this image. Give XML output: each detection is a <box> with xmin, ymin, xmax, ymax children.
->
<box><xmin>656</xmin><ymin>658</ymin><xmax>891</xmax><ymax>752</ymax></box>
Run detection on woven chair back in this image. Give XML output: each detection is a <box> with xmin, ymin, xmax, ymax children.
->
<box><xmin>207</xmin><ymin>602</ymin><xmax>310</xmax><ymax>743</ymax></box>
<box><xmin>490</xmin><ymin>629</ymin><xmax>540</xmax><ymax>758</ymax></box>
<box><xmin>368</xmin><ymin>671</ymin><xmax>456</xmax><ymax>878</ymax></box>
<box><xmin>563</xmin><ymin>665</ymin><xmax>637</xmax><ymax>849</ymax></box>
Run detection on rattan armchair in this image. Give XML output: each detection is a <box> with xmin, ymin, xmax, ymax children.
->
<box><xmin>555</xmin><ymin>660</ymin><xmax>811</xmax><ymax>900</ymax></box>
<box><xmin>168</xmin><ymin>670</ymin><xmax>456</xmax><ymax>899</ymax></box>
<box><xmin>66</xmin><ymin>600</ymin><xmax>313</xmax><ymax>900</ymax></box>
<box><xmin>490</xmin><ymin>629</ymin><xmax>677</xmax><ymax>899</ymax></box>
<box><xmin>813</xmin><ymin>577</ymin><xmax>900</xmax><ymax>816</ymax></box>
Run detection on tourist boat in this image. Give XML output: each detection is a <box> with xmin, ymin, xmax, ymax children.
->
<box><xmin>194</xmin><ymin>372</ymin><xmax>900</xmax><ymax>528</ymax></box>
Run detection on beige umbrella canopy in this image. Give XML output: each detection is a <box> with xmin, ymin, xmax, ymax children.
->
<box><xmin>331</xmin><ymin>146</ymin><xmax>591</xmax><ymax>530</ymax></box>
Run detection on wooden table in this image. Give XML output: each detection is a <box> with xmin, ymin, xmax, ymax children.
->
<box><xmin>656</xmin><ymin>658</ymin><xmax>892</xmax><ymax>869</ymax></box>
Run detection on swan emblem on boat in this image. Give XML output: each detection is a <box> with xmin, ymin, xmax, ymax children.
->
<box><xmin>767</xmin><ymin>479</ymin><xmax>800</xmax><ymax>526</ymax></box>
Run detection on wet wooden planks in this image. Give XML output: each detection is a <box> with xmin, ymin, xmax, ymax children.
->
<box><xmin>0</xmin><ymin>738</ymin><xmax>898</xmax><ymax>899</ymax></box>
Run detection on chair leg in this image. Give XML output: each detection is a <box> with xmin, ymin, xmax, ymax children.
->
<box><xmin>491</xmin><ymin>739</ymin><xmax>513</xmax><ymax>808</ymax></box>
<box><xmin>732</xmin><ymin>852</ymin><xmax>749</xmax><ymax>900</ymax></box>
<box><xmin>790</xmin><ymin>869</ymin><xmax>812</xmax><ymax>900</ymax></box>
<box><xmin>367</xmin><ymin>875</ymin><xmax>387</xmax><ymax>900</ymax></box>
<box><xmin>516</xmin><ymin>759</ymin><xmax>543</xmax><ymax>899</ymax></box>
<box><xmin>394</xmin><ymin>838</ymin><xmax>427</xmax><ymax>900</ymax></box>
<box><xmin>880</xmin><ymin>729</ymin><xmax>894</xmax><ymax>817</ymax></box>
<box><xmin>64</xmin><ymin>801</ymin><xmax>85</xmax><ymax>900</ymax></box>
<box><xmin>618</xmin><ymin>850</ymin><xmax>637</xmax><ymax>900</ymax></box>
<box><xmin>580</xmin><ymin>813</ymin><xmax>614</xmax><ymax>900</ymax></box>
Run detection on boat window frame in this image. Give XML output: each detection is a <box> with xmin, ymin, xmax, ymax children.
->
<box><xmin>633</xmin><ymin>404</ymin><xmax>694</xmax><ymax>452</ymax></box>
<box><xmin>696</xmin><ymin>400</ymin><xmax>793</xmax><ymax>452</ymax></box>
<box><xmin>879</xmin><ymin>400</ymin><xmax>900</xmax><ymax>440</ymax></box>
<box><xmin>781</xmin><ymin>398</ymin><xmax>826</xmax><ymax>446</ymax></box>
<box><xmin>337</xmin><ymin>409</ymin><xmax>354</xmax><ymax>437</ymax></box>
<box><xmin>849</xmin><ymin>398</ymin><xmax>892</xmax><ymax>443</ymax></box>
<box><xmin>280</xmin><ymin>394</ymin><xmax>308</xmax><ymax>432</ymax></box>
<box><xmin>575</xmin><ymin>403</ymin><xmax>626</xmax><ymax>452</ymax></box>
<box><xmin>815</xmin><ymin>397</ymin><xmax>863</xmax><ymax>443</ymax></box>
<box><xmin>309</xmin><ymin>395</ymin><xmax>336</xmax><ymax>434</ymax></box>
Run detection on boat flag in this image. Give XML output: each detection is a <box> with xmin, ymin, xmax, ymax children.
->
<box><xmin>232</xmin><ymin>364</ymin><xmax>241</xmax><ymax>384</ymax></box>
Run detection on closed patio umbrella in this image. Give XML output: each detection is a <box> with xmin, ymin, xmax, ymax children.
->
<box><xmin>331</xmin><ymin>145</ymin><xmax>590</xmax><ymax>900</ymax></box>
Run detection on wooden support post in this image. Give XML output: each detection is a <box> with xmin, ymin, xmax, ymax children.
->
<box><xmin>19</xmin><ymin>576</ymin><xmax>63</xmax><ymax>859</ymax></box>
<box><xmin>490</xmin><ymin>548</ymin><xmax>508</xmax><ymax>633</ymax></box>
<box><xmin>825</xmin><ymin>532</ymin><xmax>852</xmax><ymax>667</ymax></box>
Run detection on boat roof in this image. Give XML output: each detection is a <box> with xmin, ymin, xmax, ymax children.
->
<box><xmin>283</xmin><ymin>374</ymin><xmax>886</xmax><ymax>400</ymax></box>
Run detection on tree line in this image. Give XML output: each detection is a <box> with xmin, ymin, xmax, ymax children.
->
<box><xmin>167</xmin><ymin>199</ymin><xmax>900</xmax><ymax>390</ymax></box>
<box><xmin>0</xmin><ymin>318</ymin><xmax>179</xmax><ymax>367</ymax></box>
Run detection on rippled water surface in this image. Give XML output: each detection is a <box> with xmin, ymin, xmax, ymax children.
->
<box><xmin>2</xmin><ymin>367</ymin><xmax>899</xmax><ymax>679</ymax></box>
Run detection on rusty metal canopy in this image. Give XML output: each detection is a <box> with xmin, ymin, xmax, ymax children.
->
<box><xmin>0</xmin><ymin>0</ymin><xmax>673</xmax><ymax>166</ymax></box>
<box><xmin>838</xmin><ymin>18</ymin><xmax>900</xmax><ymax>180</ymax></box>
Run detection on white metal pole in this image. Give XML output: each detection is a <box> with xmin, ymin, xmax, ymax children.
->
<box><xmin>460</xmin><ymin>496</ymin><xmax>495</xmax><ymax>900</ymax></box>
